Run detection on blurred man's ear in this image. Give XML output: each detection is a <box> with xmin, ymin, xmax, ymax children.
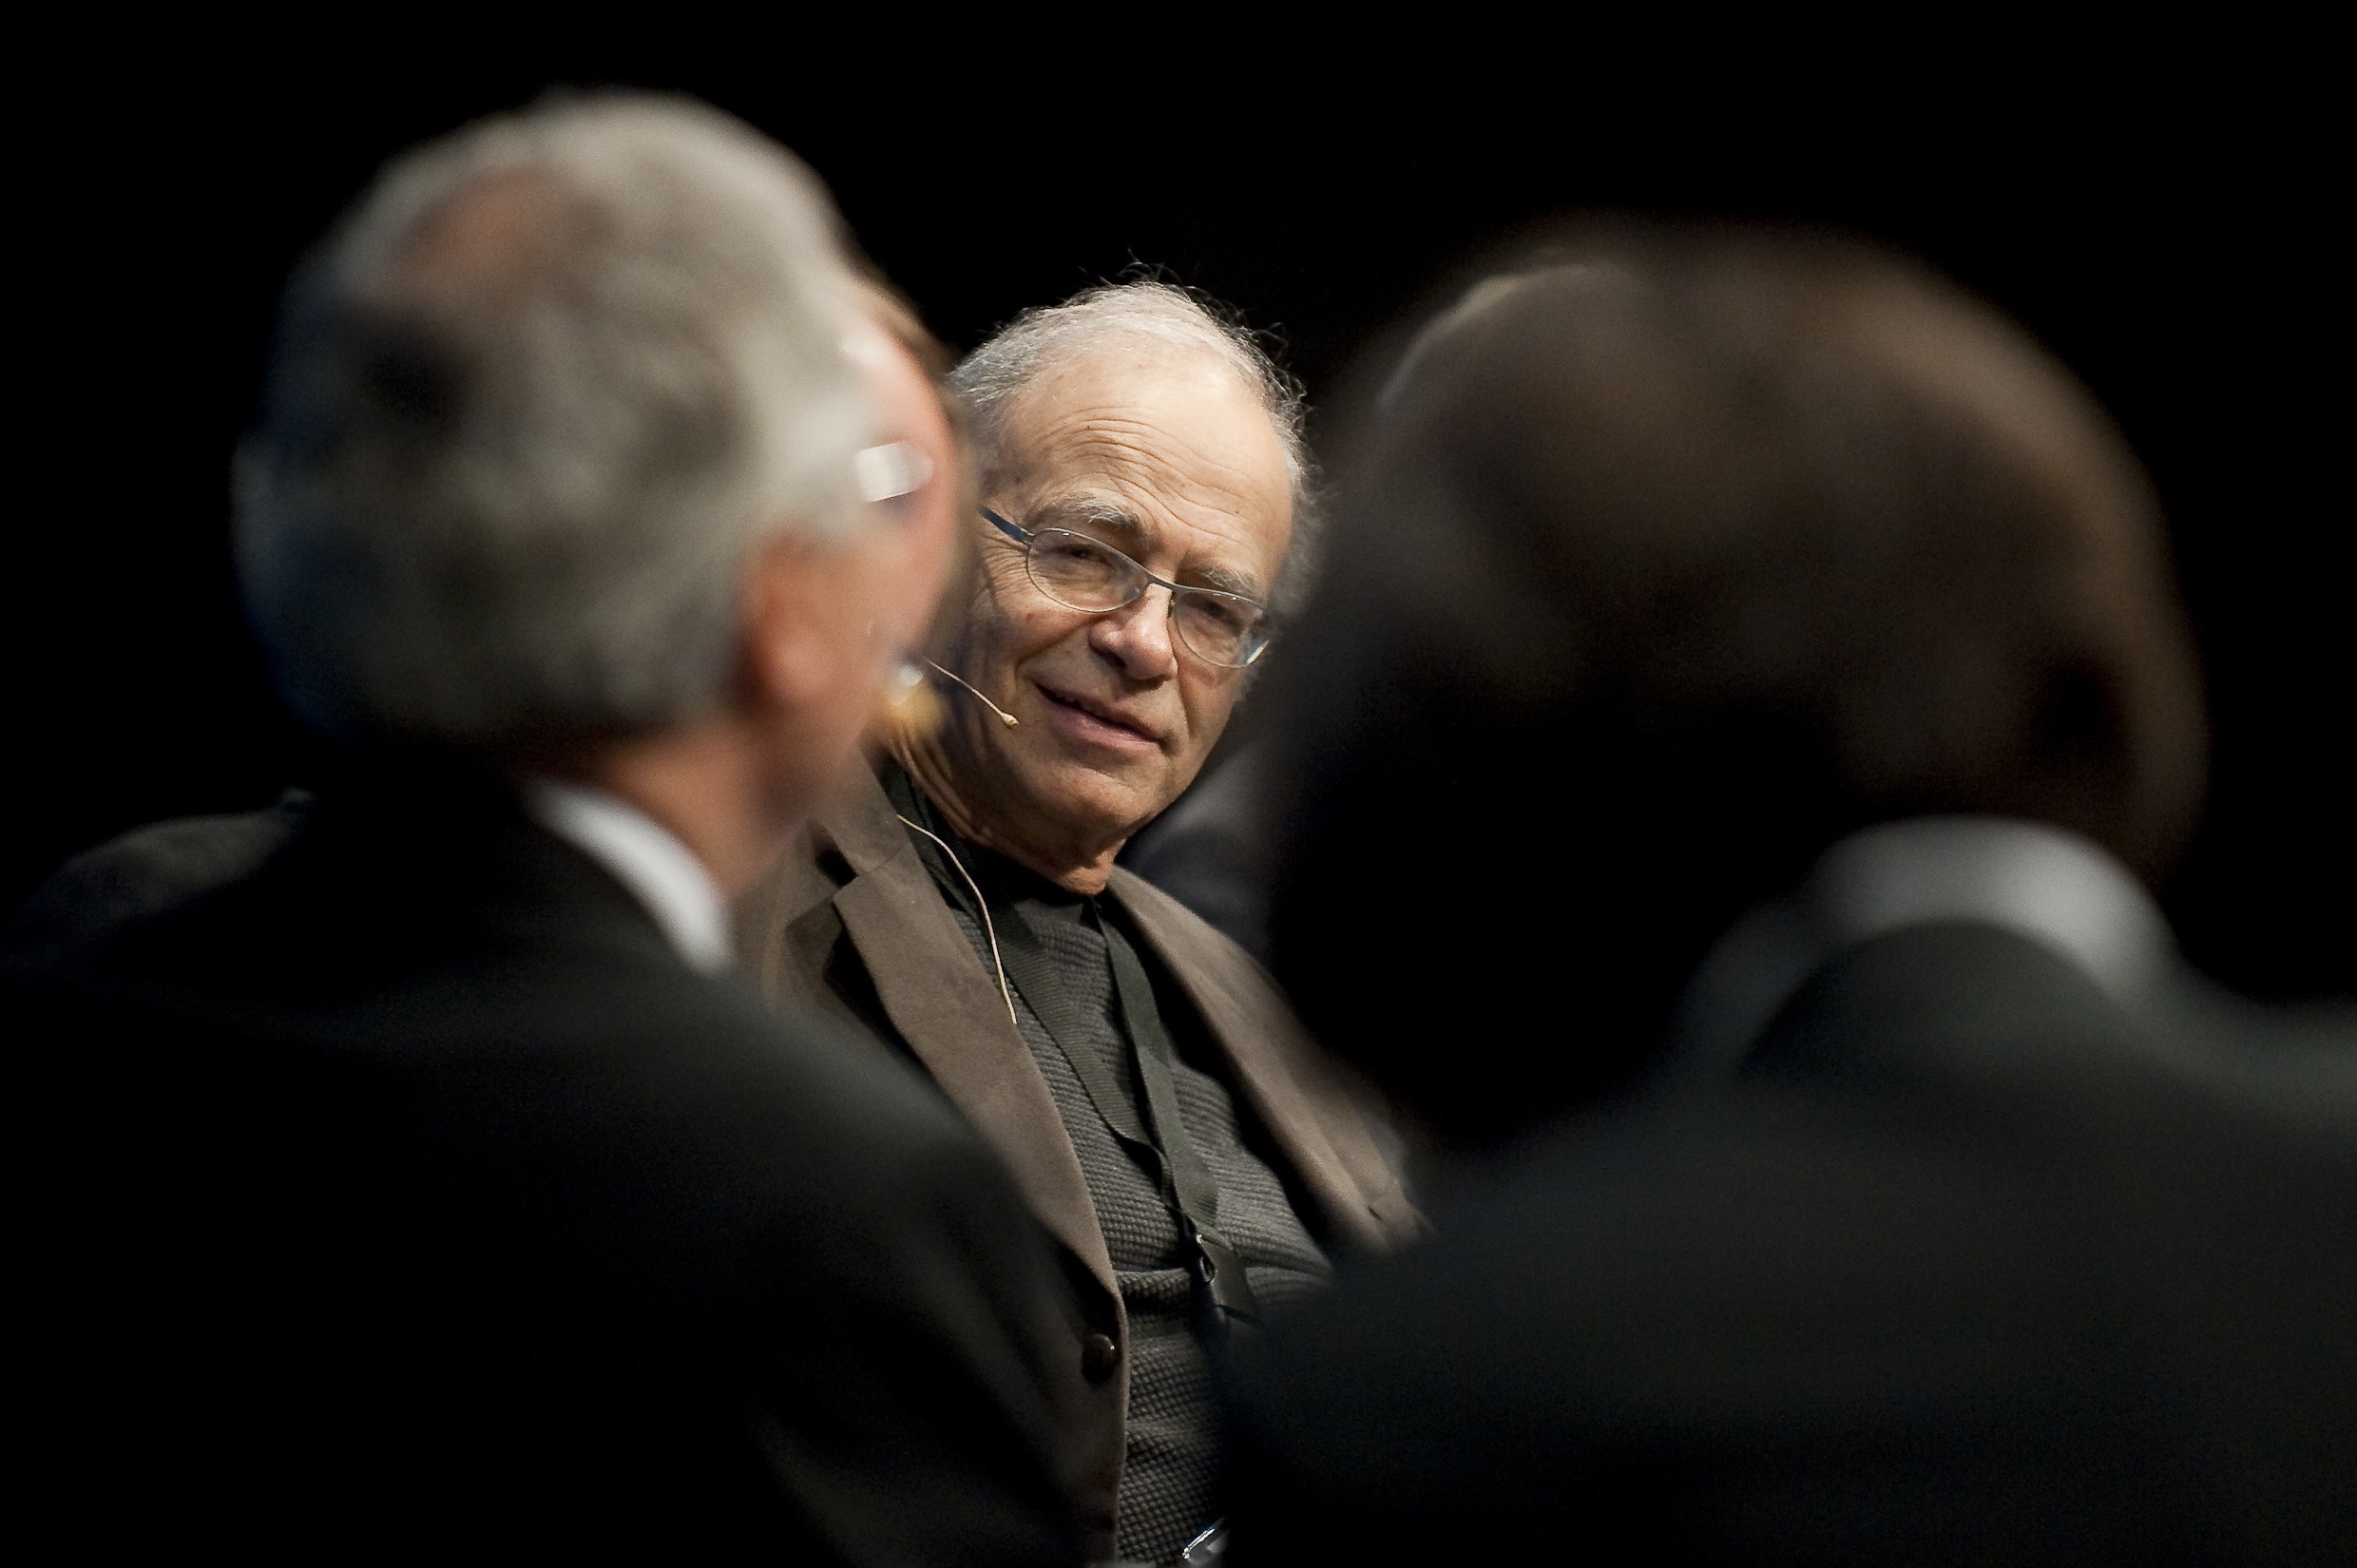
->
<box><xmin>738</xmin><ymin>528</ymin><xmax>885</xmax><ymax>715</ymax></box>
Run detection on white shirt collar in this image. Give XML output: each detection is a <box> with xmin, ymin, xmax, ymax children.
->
<box><xmin>521</xmin><ymin>777</ymin><xmax>733</xmax><ymax>976</ymax></box>
<box><xmin>1660</xmin><ymin>815</ymin><xmax>2174</xmax><ymax>1088</ymax></box>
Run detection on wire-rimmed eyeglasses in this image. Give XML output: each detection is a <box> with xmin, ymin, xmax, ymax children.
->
<box><xmin>981</xmin><ymin>507</ymin><xmax>1272</xmax><ymax>668</ymax></box>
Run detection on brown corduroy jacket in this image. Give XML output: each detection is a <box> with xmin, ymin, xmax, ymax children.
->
<box><xmin>736</xmin><ymin>767</ymin><xmax>1421</xmax><ymax>1557</ymax></box>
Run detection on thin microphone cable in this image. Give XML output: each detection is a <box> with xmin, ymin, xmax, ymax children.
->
<box><xmin>927</xmin><ymin>660</ymin><xmax>1018</xmax><ymax>727</ymax></box>
<box><xmin>894</xmin><ymin>813</ymin><xmax>1022</xmax><ymax>1038</ymax></box>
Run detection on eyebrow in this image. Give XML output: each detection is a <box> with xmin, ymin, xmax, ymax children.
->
<box><xmin>1031</xmin><ymin>495</ymin><xmax>1266</xmax><ymax>602</ymax></box>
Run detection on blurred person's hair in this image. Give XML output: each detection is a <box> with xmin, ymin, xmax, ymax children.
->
<box><xmin>235</xmin><ymin>93</ymin><xmax>874</xmax><ymax>747</ymax></box>
<box><xmin>1265</xmin><ymin>221</ymin><xmax>2208</xmax><ymax>1146</ymax></box>
<box><xmin>949</xmin><ymin>279</ymin><xmax>1323</xmax><ymax>614</ymax></box>
<box><xmin>854</xmin><ymin>272</ymin><xmax>952</xmax><ymax>386</ymax></box>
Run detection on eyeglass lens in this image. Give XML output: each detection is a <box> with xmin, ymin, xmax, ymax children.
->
<box><xmin>1024</xmin><ymin>529</ymin><xmax>1265</xmax><ymax>667</ymax></box>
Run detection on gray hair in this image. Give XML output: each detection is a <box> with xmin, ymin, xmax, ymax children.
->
<box><xmin>235</xmin><ymin>94</ymin><xmax>876</xmax><ymax>746</ymax></box>
<box><xmin>949</xmin><ymin>280</ymin><xmax>1321</xmax><ymax>614</ymax></box>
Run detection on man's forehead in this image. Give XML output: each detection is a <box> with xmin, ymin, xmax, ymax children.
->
<box><xmin>1027</xmin><ymin>335</ymin><xmax>1238</xmax><ymax>394</ymax></box>
<box><xmin>1000</xmin><ymin>347</ymin><xmax>1287</xmax><ymax>540</ymax></box>
<box><xmin>1007</xmin><ymin>343</ymin><xmax>1272</xmax><ymax>457</ymax></box>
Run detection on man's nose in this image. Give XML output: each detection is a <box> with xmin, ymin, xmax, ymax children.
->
<box><xmin>1089</xmin><ymin>585</ymin><xmax>1179</xmax><ymax>679</ymax></box>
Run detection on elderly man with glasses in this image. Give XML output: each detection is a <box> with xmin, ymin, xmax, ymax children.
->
<box><xmin>738</xmin><ymin>281</ymin><xmax>1419</xmax><ymax>1566</ymax></box>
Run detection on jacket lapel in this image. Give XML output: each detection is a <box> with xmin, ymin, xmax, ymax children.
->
<box><xmin>820</xmin><ymin>774</ymin><xmax>1118</xmax><ymax>1296</ymax></box>
<box><xmin>1110</xmin><ymin>870</ymin><xmax>1420</xmax><ymax>1252</ymax></box>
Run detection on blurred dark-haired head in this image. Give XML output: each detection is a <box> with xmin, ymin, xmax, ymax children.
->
<box><xmin>1265</xmin><ymin>222</ymin><xmax>2206</xmax><ymax>1148</ymax></box>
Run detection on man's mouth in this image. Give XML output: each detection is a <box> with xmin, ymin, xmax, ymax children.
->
<box><xmin>1035</xmin><ymin>682</ymin><xmax>1162</xmax><ymax>746</ymax></box>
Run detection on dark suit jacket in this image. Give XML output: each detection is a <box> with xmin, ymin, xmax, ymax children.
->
<box><xmin>737</xmin><ymin>768</ymin><xmax>1421</xmax><ymax>1555</ymax></box>
<box><xmin>8</xmin><ymin>767</ymin><xmax>1085</xmax><ymax>1562</ymax></box>
<box><xmin>1225</xmin><ymin>923</ymin><xmax>2357</xmax><ymax>1564</ymax></box>
<box><xmin>4</xmin><ymin>790</ymin><xmax>312</xmax><ymax>963</ymax></box>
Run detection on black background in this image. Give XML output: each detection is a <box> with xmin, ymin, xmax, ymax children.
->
<box><xmin>10</xmin><ymin>46</ymin><xmax>2347</xmax><ymax>998</ymax></box>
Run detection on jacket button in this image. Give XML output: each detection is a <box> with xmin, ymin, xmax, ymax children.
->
<box><xmin>1081</xmin><ymin>1331</ymin><xmax>1121</xmax><ymax>1384</ymax></box>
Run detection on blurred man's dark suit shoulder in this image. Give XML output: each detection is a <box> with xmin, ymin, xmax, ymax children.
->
<box><xmin>738</xmin><ymin>762</ymin><xmax>1417</xmax><ymax>1551</ymax></box>
<box><xmin>3</xmin><ymin>792</ymin><xmax>310</xmax><ymax>966</ymax></box>
<box><xmin>11</xmin><ymin>765</ymin><xmax>1084</xmax><ymax>1561</ymax></box>
<box><xmin>1231</xmin><ymin>832</ymin><xmax>2357</xmax><ymax>1561</ymax></box>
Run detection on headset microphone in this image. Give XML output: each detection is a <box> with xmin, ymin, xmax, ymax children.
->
<box><xmin>926</xmin><ymin>660</ymin><xmax>1019</xmax><ymax>728</ymax></box>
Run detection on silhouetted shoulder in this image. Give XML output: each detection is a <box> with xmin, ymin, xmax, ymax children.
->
<box><xmin>12</xmin><ymin>791</ymin><xmax>1084</xmax><ymax>1561</ymax></box>
<box><xmin>3</xmin><ymin>791</ymin><xmax>311</xmax><ymax>966</ymax></box>
<box><xmin>1121</xmin><ymin>752</ymin><xmax>1273</xmax><ymax>960</ymax></box>
<box><xmin>1228</xmin><ymin>926</ymin><xmax>2357</xmax><ymax>1564</ymax></box>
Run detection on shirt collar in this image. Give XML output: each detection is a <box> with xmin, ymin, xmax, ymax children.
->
<box><xmin>1659</xmin><ymin>815</ymin><xmax>2175</xmax><ymax>1089</ymax></box>
<box><xmin>521</xmin><ymin>777</ymin><xmax>733</xmax><ymax>976</ymax></box>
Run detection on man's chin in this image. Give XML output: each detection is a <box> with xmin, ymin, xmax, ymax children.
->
<box><xmin>1015</xmin><ymin>755</ymin><xmax>1180</xmax><ymax>841</ymax></box>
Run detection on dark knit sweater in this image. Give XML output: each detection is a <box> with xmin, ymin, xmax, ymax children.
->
<box><xmin>893</xmin><ymin>777</ymin><xmax>1330</xmax><ymax>1563</ymax></box>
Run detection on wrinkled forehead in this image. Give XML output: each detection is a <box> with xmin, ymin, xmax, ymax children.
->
<box><xmin>993</xmin><ymin>339</ymin><xmax>1293</xmax><ymax>571</ymax></box>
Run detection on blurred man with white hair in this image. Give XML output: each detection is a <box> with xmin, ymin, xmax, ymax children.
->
<box><xmin>8</xmin><ymin>97</ymin><xmax>1083</xmax><ymax>1561</ymax></box>
<box><xmin>738</xmin><ymin>280</ymin><xmax>1419</xmax><ymax>1564</ymax></box>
